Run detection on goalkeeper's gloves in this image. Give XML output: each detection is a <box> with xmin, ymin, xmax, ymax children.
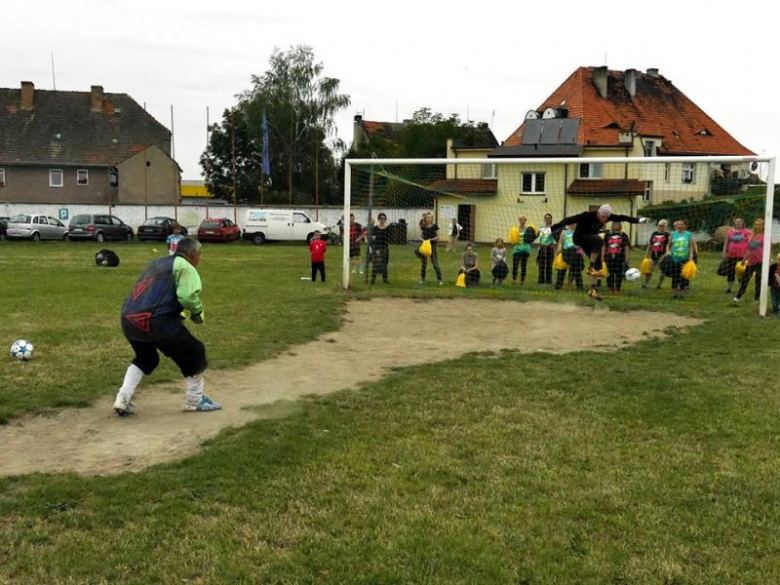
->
<box><xmin>190</xmin><ymin>311</ymin><xmax>204</xmax><ymax>324</ymax></box>
<box><xmin>638</xmin><ymin>217</ymin><xmax>651</xmax><ymax>224</ymax></box>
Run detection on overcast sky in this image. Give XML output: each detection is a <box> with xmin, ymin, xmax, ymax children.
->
<box><xmin>3</xmin><ymin>0</ymin><xmax>779</xmax><ymax>180</ymax></box>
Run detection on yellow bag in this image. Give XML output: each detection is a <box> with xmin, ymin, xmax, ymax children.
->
<box><xmin>455</xmin><ymin>272</ymin><xmax>466</xmax><ymax>288</ymax></box>
<box><xmin>418</xmin><ymin>239</ymin><xmax>432</xmax><ymax>258</ymax></box>
<box><xmin>508</xmin><ymin>226</ymin><xmax>520</xmax><ymax>245</ymax></box>
<box><xmin>640</xmin><ymin>257</ymin><xmax>653</xmax><ymax>276</ymax></box>
<box><xmin>553</xmin><ymin>253</ymin><xmax>568</xmax><ymax>271</ymax></box>
<box><xmin>601</xmin><ymin>262</ymin><xmax>609</xmax><ymax>277</ymax></box>
<box><xmin>681</xmin><ymin>260</ymin><xmax>698</xmax><ymax>281</ymax></box>
<box><xmin>735</xmin><ymin>261</ymin><xmax>747</xmax><ymax>279</ymax></box>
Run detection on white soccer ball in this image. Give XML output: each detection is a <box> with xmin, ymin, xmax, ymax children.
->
<box><xmin>625</xmin><ymin>268</ymin><xmax>641</xmax><ymax>282</ymax></box>
<box><xmin>10</xmin><ymin>339</ymin><xmax>34</xmax><ymax>361</ymax></box>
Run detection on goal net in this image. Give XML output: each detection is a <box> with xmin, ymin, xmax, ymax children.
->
<box><xmin>343</xmin><ymin>156</ymin><xmax>776</xmax><ymax>314</ymax></box>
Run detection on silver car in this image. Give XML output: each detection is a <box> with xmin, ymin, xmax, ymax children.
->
<box><xmin>6</xmin><ymin>214</ymin><xmax>69</xmax><ymax>241</ymax></box>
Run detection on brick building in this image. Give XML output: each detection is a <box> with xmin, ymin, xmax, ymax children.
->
<box><xmin>0</xmin><ymin>82</ymin><xmax>180</xmax><ymax>205</ymax></box>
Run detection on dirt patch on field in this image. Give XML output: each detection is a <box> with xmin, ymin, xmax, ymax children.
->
<box><xmin>0</xmin><ymin>299</ymin><xmax>699</xmax><ymax>477</ymax></box>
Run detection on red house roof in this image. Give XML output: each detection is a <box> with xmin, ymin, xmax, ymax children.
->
<box><xmin>428</xmin><ymin>178</ymin><xmax>497</xmax><ymax>197</ymax></box>
<box><xmin>567</xmin><ymin>179</ymin><xmax>646</xmax><ymax>196</ymax></box>
<box><xmin>502</xmin><ymin>67</ymin><xmax>754</xmax><ymax>156</ymax></box>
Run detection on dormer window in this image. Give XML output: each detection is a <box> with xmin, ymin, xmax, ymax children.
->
<box><xmin>698</xmin><ymin>129</ymin><xmax>710</xmax><ymax>136</ymax></box>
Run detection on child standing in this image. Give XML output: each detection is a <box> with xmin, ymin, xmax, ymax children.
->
<box><xmin>309</xmin><ymin>230</ymin><xmax>327</xmax><ymax>282</ymax></box>
<box><xmin>460</xmin><ymin>242</ymin><xmax>480</xmax><ymax>287</ymax></box>
<box><xmin>512</xmin><ymin>215</ymin><xmax>533</xmax><ymax>284</ymax></box>
<box><xmin>536</xmin><ymin>213</ymin><xmax>556</xmax><ymax>284</ymax></box>
<box><xmin>605</xmin><ymin>222</ymin><xmax>630</xmax><ymax>294</ymax></box>
<box><xmin>555</xmin><ymin>224</ymin><xmax>584</xmax><ymax>290</ymax></box>
<box><xmin>491</xmin><ymin>237</ymin><xmax>508</xmax><ymax>287</ymax></box>
<box><xmin>769</xmin><ymin>253</ymin><xmax>780</xmax><ymax>314</ymax></box>
<box><xmin>643</xmin><ymin>219</ymin><xmax>670</xmax><ymax>289</ymax></box>
<box><xmin>446</xmin><ymin>217</ymin><xmax>463</xmax><ymax>252</ymax></box>
<box><xmin>666</xmin><ymin>219</ymin><xmax>697</xmax><ymax>299</ymax></box>
<box><xmin>722</xmin><ymin>218</ymin><xmax>751</xmax><ymax>293</ymax></box>
<box><xmin>166</xmin><ymin>223</ymin><xmax>185</xmax><ymax>255</ymax></box>
<box><xmin>734</xmin><ymin>218</ymin><xmax>765</xmax><ymax>304</ymax></box>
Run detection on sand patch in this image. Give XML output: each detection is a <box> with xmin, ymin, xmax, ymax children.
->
<box><xmin>0</xmin><ymin>298</ymin><xmax>698</xmax><ymax>477</ymax></box>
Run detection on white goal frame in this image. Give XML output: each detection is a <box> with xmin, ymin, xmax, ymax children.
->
<box><xmin>344</xmin><ymin>155</ymin><xmax>776</xmax><ymax>315</ymax></box>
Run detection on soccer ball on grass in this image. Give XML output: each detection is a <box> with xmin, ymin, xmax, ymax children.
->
<box><xmin>10</xmin><ymin>339</ymin><xmax>34</xmax><ymax>361</ymax></box>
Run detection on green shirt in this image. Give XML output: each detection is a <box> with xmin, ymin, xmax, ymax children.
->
<box><xmin>539</xmin><ymin>227</ymin><xmax>554</xmax><ymax>246</ymax></box>
<box><xmin>670</xmin><ymin>231</ymin><xmax>692</xmax><ymax>263</ymax></box>
<box><xmin>513</xmin><ymin>227</ymin><xmax>531</xmax><ymax>254</ymax></box>
<box><xmin>562</xmin><ymin>229</ymin><xmax>576</xmax><ymax>250</ymax></box>
<box><xmin>174</xmin><ymin>256</ymin><xmax>203</xmax><ymax>314</ymax></box>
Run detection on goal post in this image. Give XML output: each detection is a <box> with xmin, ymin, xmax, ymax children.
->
<box><xmin>343</xmin><ymin>155</ymin><xmax>775</xmax><ymax>314</ymax></box>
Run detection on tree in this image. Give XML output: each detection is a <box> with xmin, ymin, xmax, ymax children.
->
<box><xmin>200</xmin><ymin>46</ymin><xmax>350</xmax><ymax>205</ymax></box>
<box><xmin>347</xmin><ymin>108</ymin><xmax>493</xmax><ymax>206</ymax></box>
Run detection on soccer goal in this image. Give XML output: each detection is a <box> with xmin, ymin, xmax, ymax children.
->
<box><xmin>343</xmin><ymin>155</ymin><xmax>776</xmax><ymax>314</ymax></box>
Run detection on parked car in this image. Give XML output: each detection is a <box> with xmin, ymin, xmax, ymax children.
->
<box><xmin>68</xmin><ymin>214</ymin><xmax>134</xmax><ymax>242</ymax></box>
<box><xmin>136</xmin><ymin>217</ymin><xmax>188</xmax><ymax>241</ymax></box>
<box><xmin>243</xmin><ymin>208</ymin><xmax>331</xmax><ymax>245</ymax></box>
<box><xmin>6</xmin><ymin>214</ymin><xmax>69</xmax><ymax>241</ymax></box>
<box><xmin>197</xmin><ymin>218</ymin><xmax>241</xmax><ymax>242</ymax></box>
<box><xmin>0</xmin><ymin>217</ymin><xmax>8</xmax><ymax>240</ymax></box>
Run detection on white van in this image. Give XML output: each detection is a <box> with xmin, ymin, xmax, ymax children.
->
<box><xmin>243</xmin><ymin>209</ymin><xmax>331</xmax><ymax>245</ymax></box>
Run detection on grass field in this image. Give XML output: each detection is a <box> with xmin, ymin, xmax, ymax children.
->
<box><xmin>1</xmin><ymin>239</ymin><xmax>780</xmax><ymax>583</ymax></box>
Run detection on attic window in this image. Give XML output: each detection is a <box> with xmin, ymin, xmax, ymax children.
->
<box><xmin>604</xmin><ymin>122</ymin><xmax>622</xmax><ymax>129</ymax></box>
<box><xmin>698</xmin><ymin>129</ymin><xmax>710</xmax><ymax>136</ymax></box>
<box><xmin>53</xmin><ymin>133</ymin><xmax>62</xmax><ymax>141</ymax></box>
<box><xmin>112</xmin><ymin>138</ymin><xmax>119</xmax><ymax>144</ymax></box>
<box><xmin>114</xmin><ymin>108</ymin><xmax>122</xmax><ymax>116</ymax></box>
<box><xmin>672</xmin><ymin>130</ymin><xmax>680</xmax><ymax>139</ymax></box>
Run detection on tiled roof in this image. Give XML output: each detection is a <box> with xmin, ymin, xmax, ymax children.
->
<box><xmin>0</xmin><ymin>87</ymin><xmax>172</xmax><ymax>166</ymax></box>
<box><xmin>428</xmin><ymin>178</ymin><xmax>497</xmax><ymax>197</ymax></box>
<box><xmin>362</xmin><ymin>120</ymin><xmax>405</xmax><ymax>140</ymax></box>
<box><xmin>502</xmin><ymin>67</ymin><xmax>754</xmax><ymax>156</ymax></box>
<box><xmin>567</xmin><ymin>179</ymin><xmax>647</xmax><ymax>196</ymax></box>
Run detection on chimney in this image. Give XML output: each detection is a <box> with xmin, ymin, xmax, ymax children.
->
<box><xmin>90</xmin><ymin>85</ymin><xmax>104</xmax><ymax>112</ymax></box>
<box><xmin>646</xmin><ymin>68</ymin><xmax>659</xmax><ymax>78</ymax></box>
<box><xmin>354</xmin><ymin>114</ymin><xmax>363</xmax><ymax>123</ymax></box>
<box><xmin>20</xmin><ymin>81</ymin><xmax>34</xmax><ymax>110</ymax></box>
<box><xmin>625</xmin><ymin>68</ymin><xmax>637</xmax><ymax>98</ymax></box>
<box><xmin>592</xmin><ymin>66</ymin><xmax>608</xmax><ymax>99</ymax></box>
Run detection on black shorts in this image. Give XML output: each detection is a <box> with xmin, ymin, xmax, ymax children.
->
<box><xmin>128</xmin><ymin>325</ymin><xmax>207</xmax><ymax>378</ymax></box>
<box><xmin>349</xmin><ymin>245</ymin><xmax>361</xmax><ymax>258</ymax></box>
<box><xmin>573</xmin><ymin>233</ymin><xmax>603</xmax><ymax>256</ymax></box>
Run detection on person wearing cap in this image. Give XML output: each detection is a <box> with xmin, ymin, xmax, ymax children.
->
<box><xmin>551</xmin><ymin>204</ymin><xmax>649</xmax><ymax>300</ymax></box>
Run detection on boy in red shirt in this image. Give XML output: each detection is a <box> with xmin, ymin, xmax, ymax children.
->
<box><xmin>309</xmin><ymin>231</ymin><xmax>327</xmax><ymax>282</ymax></box>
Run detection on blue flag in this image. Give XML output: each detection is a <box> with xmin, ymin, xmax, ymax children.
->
<box><xmin>261</xmin><ymin>111</ymin><xmax>271</xmax><ymax>177</ymax></box>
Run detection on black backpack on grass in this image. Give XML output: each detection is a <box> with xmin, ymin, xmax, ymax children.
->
<box><xmin>95</xmin><ymin>249</ymin><xmax>120</xmax><ymax>268</ymax></box>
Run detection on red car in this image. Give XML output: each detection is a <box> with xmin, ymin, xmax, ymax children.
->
<box><xmin>197</xmin><ymin>218</ymin><xmax>241</xmax><ymax>242</ymax></box>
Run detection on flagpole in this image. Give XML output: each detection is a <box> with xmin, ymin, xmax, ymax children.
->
<box><xmin>231</xmin><ymin>109</ymin><xmax>237</xmax><ymax>224</ymax></box>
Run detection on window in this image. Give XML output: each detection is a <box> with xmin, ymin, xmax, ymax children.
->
<box><xmin>48</xmin><ymin>217</ymin><xmax>64</xmax><ymax>227</ymax></box>
<box><xmin>110</xmin><ymin>217</ymin><xmax>124</xmax><ymax>226</ymax></box>
<box><xmin>482</xmin><ymin>163</ymin><xmax>497</xmax><ymax>179</ymax></box>
<box><xmin>521</xmin><ymin>172</ymin><xmax>545</xmax><ymax>194</ymax></box>
<box><xmin>77</xmin><ymin>169</ymin><xmax>89</xmax><ymax>185</ymax></box>
<box><xmin>643</xmin><ymin>140</ymin><xmax>656</xmax><ymax>157</ymax></box>
<box><xmin>49</xmin><ymin>169</ymin><xmax>63</xmax><ymax>187</ymax></box>
<box><xmin>643</xmin><ymin>181</ymin><xmax>653</xmax><ymax>203</ymax></box>
<box><xmin>664</xmin><ymin>163</ymin><xmax>671</xmax><ymax>183</ymax></box>
<box><xmin>579</xmin><ymin>163</ymin><xmax>603</xmax><ymax>179</ymax></box>
<box><xmin>0</xmin><ymin>168</ymin><xmax>5</xmax><ymax>187</ymax></box>
<box><xmin>293</xmin><ymin>213</ymin><xmax>310</xmax><ymax>224</ymax></box>
<box><xmin>109</xmin><ymin>168</ymin><xmax>119</xmax><ymax>188</ymax></box>
<box><xmin>682</xmin><ymin>163</ymin><xmax>696</xmax><ymax>184</ymax></box>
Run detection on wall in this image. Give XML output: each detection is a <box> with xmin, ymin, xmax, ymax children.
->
<box><xmin>0</xmin><ymin>202</ymin><xmax>431</xmax><ymax>234</ymax></box>
<box><xmin>0</xmin><ymin>165</ymin><xmax>115</xmax><ymax>204</ymax></box>
<box><xmin>117</xmin><ymin>145</ymin><xmax>180</xmax><ymax>205</ymax></box>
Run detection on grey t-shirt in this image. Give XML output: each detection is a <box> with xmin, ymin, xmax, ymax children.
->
<box><xmin>462</xmin><ymin>250</ymin><xmax>478</xmax><ymax>269</ymax></box>
<box><xmin>491</xmin><ymin>247</ymin><xmax>507</xmax><ymax>266</ymax></box>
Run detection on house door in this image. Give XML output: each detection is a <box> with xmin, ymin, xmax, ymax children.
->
<box><xmin>457</xmin><ymin>204</ymin><xmax>475</xmax><ymax>242</ymax></box>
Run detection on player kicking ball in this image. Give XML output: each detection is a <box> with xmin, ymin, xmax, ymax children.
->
<box><xmin>551</xmin><ymin>204</ymin><xmax>649</xmax><ymax>301</ymax></box>
<box><xmin>113</xmin><ymin>237</ymin><xmax>221</xmax><ymax>415</ymax></box>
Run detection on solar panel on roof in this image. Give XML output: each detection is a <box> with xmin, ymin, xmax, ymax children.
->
<box><xmin>540</xmin><ymin>119</ymin><xmax>563</xmax><ymax>144</ymax></box>
<box><xmin>522</xmin><ymin>119</ymin><xmax>542</xmax><ymax>145</ymax></box>
<box><xmin>559</xmin><ymin>119</ymin><xmax>580</xmax><ymax>144</ymax></box>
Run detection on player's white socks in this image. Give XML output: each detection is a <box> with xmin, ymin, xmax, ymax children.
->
<box><xmin>117</xmin><ymin>364</ymin><xmax>144</xmax><ymax>402</ymax></box>
<box><xmin>185</xmin><ymin>373</ymin><xmax>204</xmax><ymax>406</ymax></box>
